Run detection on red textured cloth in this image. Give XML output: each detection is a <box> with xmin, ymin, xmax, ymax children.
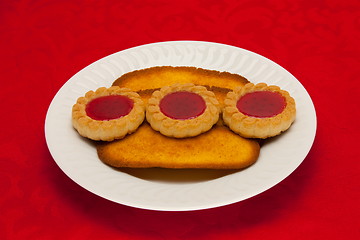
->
<box><xmin>1</xmin><ymin>0</ymin><xmax>359</xmax><ymax>239</ymax></box>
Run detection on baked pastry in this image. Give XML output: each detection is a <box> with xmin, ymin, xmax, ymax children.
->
<box><xmin>97</xmin><ymin>122</ymin><xmax>260</xmax><ymax>169</ymax></box>
<box><xmin>146</xmin><ymin>83</ymin><xmax>220</xmax><ymax>138</ymax></box>
<box><xmin>112</xmin><ymin>66</ymin><xmax>249</xmax><ymax>92</ymax></box>
<box><xmin>72</xmin><ymin>86</ymin><xmax>145</xmax><ymax>141</ymax></box>
<box><xmin>223</xmin><ymin>83</ymin><xmax>296</xmax><ymax>139</ymax></box>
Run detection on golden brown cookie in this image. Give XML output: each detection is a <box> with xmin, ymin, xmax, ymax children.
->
<box><xmin>223</xmin><ymin>83</ymin><xmax>296</xmax><ymax>139</ymax></box>
<box><xmin>72</xmin><ymin>86</ymin><xmax>145</xmax><ymax>141</ymax></box>
<box><xmin>146</xmin><ymin>83</ymin><xmax>220</xmax><ymax>138</ymax></box>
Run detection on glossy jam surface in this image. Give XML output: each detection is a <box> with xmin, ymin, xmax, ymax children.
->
<box><xmin>236</xmin><ymin>91</ymin><xmax>286</xmax><ymax>118</ymax></box>
<box><xmin>86</xmin><ymin>95</ymin><xmax>134</xmax><ymax>120</ymax></box>
<box><xmin>160</xmin><ymin>91</ymin><xmax>206</xmax><ymax>120</ymax></box>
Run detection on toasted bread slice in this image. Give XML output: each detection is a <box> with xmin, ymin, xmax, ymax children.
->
<box><xmin>96</xmin><ymin>66</ymin><xmax>260</xmax><ymax>169</ymax></box>
<box><xmin>97</xmin><ymin>122</ymin><xmax>260</xmax><ymax>169</ymax></box>
<box><xmin>112</xmin><ymin>66</ymin><xmax>248</xmax><ymax>92</ymax></box>
<box><xmin>113</xmin><ymin>66</ymin><xmax>249</xmax><ymax>107</ymax></box>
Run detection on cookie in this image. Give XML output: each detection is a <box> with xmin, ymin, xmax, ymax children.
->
<box><xmin>223</xmin><ymin>83</ymin><xmax>296</xmax><ymax>138</ymax></box>
<box><xmin>72</xmin><ymin>86</ymin><xmax>145</xmax><ymax>141</ymax></box>
<box><xmin>146</xmin><ymin>83</ymin><xmax>220</xmax><ymax>138</ymax></box>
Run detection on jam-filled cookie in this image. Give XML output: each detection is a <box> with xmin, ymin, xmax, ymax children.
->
<box><xmin>72</xmin><ymin>86</ymin><xmax>145</xmax><ymax>141</ymax></box>
<box><xmin>223</xmin><ymin>83</ymin><xmax>296</xmax><ymax>139</ymax></box>
<box><xmin>146</xmin><ymin>83</ymin><xmax>220</xmax><ymax>138</ymax></box>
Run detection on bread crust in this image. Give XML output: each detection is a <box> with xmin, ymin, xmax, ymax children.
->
<box><xmin>72</xmin><ymin>86</ymin><xmax>145</xmax><ymax>141</ymax></box>
<box><xmin>223</xmin><ymin>83</ymin><xmax>296</xmax><ymax>139</ymax></box>
<box><xmin>146</xmin><ymin>83</ymin><xmax>220</xmax><ymax>138</ymax></box>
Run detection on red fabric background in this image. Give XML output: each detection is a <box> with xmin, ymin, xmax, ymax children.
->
<box><xmin>1</xmin><ymin>0</ymin><xmax>359</xmax><ymax>239</ymax></box>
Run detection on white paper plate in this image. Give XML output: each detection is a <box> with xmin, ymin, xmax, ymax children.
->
<box><xmin>45</xmin><ymin>41</ymin><xmax>316</xmax><ymax>211</ymax></box>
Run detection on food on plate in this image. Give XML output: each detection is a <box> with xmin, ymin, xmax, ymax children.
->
<box><xmin>97</xmin><ymin>122</ymin><xmax>260</xmax><ymax>169</ymax></box>
<box><xmin>70</xmin><ymin>66</ymin><xmax>296</xmax><ymax>169</ymax></box>
<box><xmin>146</xmin><ymin>83</ymin><xmax>220</xmax><ymax>138</ymax></box>
<box><xmin>223</xmin><ymin>83</ymin><xmax>296</xmax><ymax>139</ymax></box>
<box><xmin>72</xmin><ymin>86</ymin><xmax>145</xmax><ymax>141</ymax></box>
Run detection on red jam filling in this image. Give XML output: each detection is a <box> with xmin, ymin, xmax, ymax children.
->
<box><xmin>159</xmin><ymin>91</ymin><xmax>206</xmax><ymax>120</ymax></box>
<box><xmin>86</xmin><ymin>95</ymin><xmax>134</xmax><ymax>121</ymax></box>
<box><xmin>236</xmin><ymin>91</ymin><xmax>286</xmax><ymax>118</ymax></box>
